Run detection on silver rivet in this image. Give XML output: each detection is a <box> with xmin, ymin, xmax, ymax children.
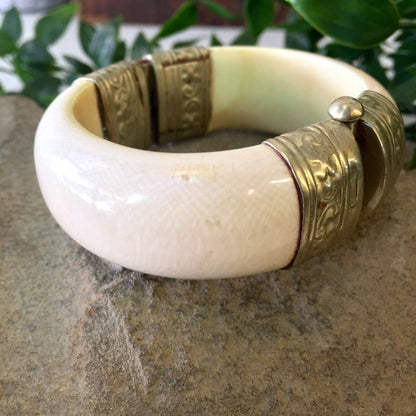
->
<box><xmin>328</xmin><ymin>96</ymin><xmax>364</xmax><ymax>123</ymax></box>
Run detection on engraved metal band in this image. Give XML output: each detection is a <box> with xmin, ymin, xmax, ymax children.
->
<box><xmin>79</xmin><ymin>47</ymin><xmax>211</xmax><ymax>148</ymax></box>
<box><xmin>80</xmin><ymin>60</ymin><xmax>154</xmax><ymax>149</ymax></box>
<box><xmin>147</xmin><ymin>46</ymin><xmax>211</xmax><ymax>144</ymax></box>
<box><xmin>264</xmin><ymin>120</ymin><xmax>364</xmax><ymax>265</ymax></box>
<box><xmin>356</xmin><ymin>90</ymin><xmax>405</xmax><ymax>213</ymax></box>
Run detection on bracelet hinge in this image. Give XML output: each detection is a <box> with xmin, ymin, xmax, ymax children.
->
<box><xmin>264</xmin><ymin>90</ymin><xmax>405</xmax><ymax>267</ymax></box>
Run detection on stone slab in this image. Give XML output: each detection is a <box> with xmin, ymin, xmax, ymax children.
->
<box><xmin>1</xmin><ymin>96</ymin><xmax>416</xmax><ymax>415</ymax></box>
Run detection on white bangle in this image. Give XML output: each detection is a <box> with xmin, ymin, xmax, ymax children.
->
<box><xmin>34</xmin><ymin>46</ymin><xmax>404</xmax><ymax>279</ymax></box>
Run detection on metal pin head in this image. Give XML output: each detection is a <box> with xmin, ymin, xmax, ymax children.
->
<box><xmin>328</xmin><ymin>96</ymin><xmax>364</xmax><ymax>123</ymax></box>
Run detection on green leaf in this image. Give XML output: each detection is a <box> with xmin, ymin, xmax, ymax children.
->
<box><xmin>358</xmin><ymin>48</ymin><xmax>389</xmax><ymax>85</ymax></box>
<box><xmin>396</xmin><ymin>0</ymin><xmax>416</xmax><ymax>18</ymax></box>
<box><xmin>35</xmin><ymin>2</ymin><xmax>79</xmax><ymax>47</ymax></box>
<box><xmin>210</xmin><ymin>33</ymin><xmax>222</xmax><ymax>46</ymax></box>
<box><xmin>1</xmin><ymin>7</ymin><xmax>22</xmax><ymax>42</ymax></box>
<box><xmin>397</xmin><ymin>39</ymin><xmax>416</xmax><ymax>54</ymax></box>
<box><xmin>396</xmin><ymin>28</ymin><xmax>416</xmax><ymax>43</ymax></box>
<box><xmin>17</xmin><ymin>40</ymin><xmax>54</xmax><ymax>65</ymax></box>
<box><xmin>406</xmin><ymin>63</ymin><xmax>416</xmax><ymax>73</ymax></box>
<box><xmin>13</xmin><ymin>40</ymin><xmax>56</xmax><ymax>82</ymax></box>
<box><xmin>319</xmin><ymin>43</ymin><xmax>364</xmax><ymax>63</ymax></box>
<box><xmin>79</xmin><ymin>20</ymin><xmax>95</xmax><ymax>58</ymax></box>
<box><xmin>392</xmin><ymin>40</ymin><xmax>416</xmax><ymax>69</ymax></box>
<box><xmin>22</xmin><ymin>75</ymin><xmax>61</xmax><ymax>107</ymax></box>
<box><xmin>85</xmin><ymin>17</ymin><xmax>121</xmax><ymax>68</ymax></box>
<box><xmin>391</xmin><ymin>51</ymin><xmax>416</xmax><ymax>69</ymax></box>
<box><xmin>0</xmin><ymin>81</ymin><xmax>4</xmax><ymax>94</ymax></box>
<box><xmin>153</xmin><ymin>1</ymin><xmax>198</xmax><ymax>41</ymax></box>
<box><xmin>173</xmin><ymin>38</ymin><xmax>199</xmax><ymax>49</ymax></box>
<box><xmin>199</xmin><ymin>0</ymin><xmax>240</xmax><ymax>19</ymax></box>
<box><xmin>286</xmin><ymin>0</ymin><xmax>400</xmax><ymax>48</ymax></box>
<box><xmin>286</xmin><ymin>30</ymin><xmax>321</xmax><ymax>51</ymax></box>
<box><xmin>63</xmin><ymin>55</ymin><xmax>93</xmax><ymax>74</ymax></box>
<box><xmin>131</xmin><ymin>32</ymin><xmax>152</xmax><ymax>59</ymax></box>
<box><xmin>12</xmin><ymin>55</ymin><xmax>32</xmax><ymax>83</ymax></box>
<box><xmin>231</xmin><ymin>30</ymin><xmax>256</xmax><ymax>45</ymax></box>
<box><xmin>0</xmin><ymin>29</ymin><xmax>16</xmax><ymax>56</ymax></box>
<box><xmin>273</xmin><ymin>18</ymin><xmax>313</xmax><ymax>32</ymax></box>
<box><xmin>244</xmin><ymin>0</ymin><xmax>275</xmax><ymax>39</ymax></box>
<box><xmin>283</xmin><ymin>9</ymin><xmax>321</xmax><ymax>51</ymax></box>
<box><xmin>113</xmin><ymin>40</ymin><xmax>126</xmax><ymax>63</ymax></box>
<box><xmin>389</xmin><ymin>71</ymin><xmax>416</xmax><ymax>103</ymax></box>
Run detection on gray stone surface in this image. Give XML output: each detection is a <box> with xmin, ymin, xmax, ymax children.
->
<box><xmin>1</xmin><ymin>96</ymin><xmax>416</xmax><ymax>415</ymax></box>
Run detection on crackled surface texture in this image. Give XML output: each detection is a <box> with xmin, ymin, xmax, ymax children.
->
<box><xmin>1</xmin><ymin>96</ymin><xmax>416</xmax><ymax>415</ymax></box>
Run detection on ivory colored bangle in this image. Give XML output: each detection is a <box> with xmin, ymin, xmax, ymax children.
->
<box><xmin>34</xmin><ymin>47</ymin><xmax>405</xmax><ymax>279</ymax></box>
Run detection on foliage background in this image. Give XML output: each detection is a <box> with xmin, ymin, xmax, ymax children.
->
<box><xmin>0</xmin><ymin>0</ymin><xmax>415</xmax><ymax>165</ymax></box>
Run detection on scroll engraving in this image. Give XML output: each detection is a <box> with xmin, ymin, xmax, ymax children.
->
<box><xmin>81</xmin><ymin>61</ymin><xmax>153</xmax><ymax>149</ymax></box>
<box><xmin>79</xmin><ymin>47</ymin><xmax>211</xmax><ymax>147</ymax></box>
<box><xmin>149</xmin><ymin>47</ymin><xmax>211</xmax><ymax>144</ymax></box>
<box><xmin>264</xmin><ymin>120</ymin><xmax>364</xmax><ymax>265</ymax></box>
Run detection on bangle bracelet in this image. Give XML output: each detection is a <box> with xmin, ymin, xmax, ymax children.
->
<box><xmin>34</xmin><ymin>46</ymin><xmax>405</xmax><ymax>279</ymax></box>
